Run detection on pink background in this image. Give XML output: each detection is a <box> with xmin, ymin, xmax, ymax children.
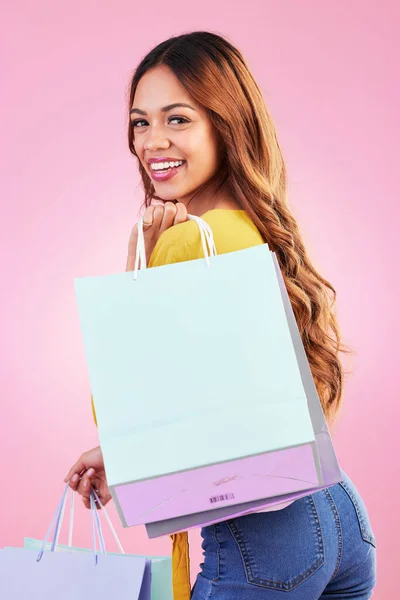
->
<box><xmin>1</xmin><ymin>1</ymin><xmax>398</xmax><ymax>597</ymax></box>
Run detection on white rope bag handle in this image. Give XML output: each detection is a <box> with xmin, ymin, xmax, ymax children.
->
<box><xmin>53</xmin><ymin>484</ymin><xmax>125</xmax><ymax>555</ymax></box>
<box><xmin>132</xmin><ymin>214</ymin><xmax>217</xmax><ymax>280</ymax></box>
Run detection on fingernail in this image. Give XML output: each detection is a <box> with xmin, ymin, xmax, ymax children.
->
<box><xmin>72</xmin><ymin>474</ymin><xmax>79</xmax><ymax>482</ymax></box>
<box><xmin>83</xmin><ymin>480</ymin><xmax>88</xmax><ymax>487</ymax></box>
<box><xmin>86</xmin><ymin>468</ymin><xmax>94</xmax><ymax>477</ymax></box>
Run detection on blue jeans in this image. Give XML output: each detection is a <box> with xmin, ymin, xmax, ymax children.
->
<box><xmin>191</xmin><ymin>469</ymin><xmax>376</xmax><ymax>599</ymax></box>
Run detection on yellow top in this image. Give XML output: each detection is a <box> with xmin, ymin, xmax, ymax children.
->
<box><xmin>91</xmin><ymin>209</ymin><xmax>264</xmax><ymax>600</ymax></box>
<box><xmin>148</xmin><ymin>208</ymin><xmax>263</xmax><ymax>267</ymax></box>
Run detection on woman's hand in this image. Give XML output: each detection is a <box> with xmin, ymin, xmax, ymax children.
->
<box><xmin>126</xmin><ymin>202</ymin><xmax>188</xmax><ymax>271</ymax></box>
<box><xmin>64</xmin><ymin>446</ymin><xmax>111</xmax><ymax>509</ymax></box>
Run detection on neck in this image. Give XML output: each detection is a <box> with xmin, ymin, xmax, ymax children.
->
<box><xmin>177</xmin><ymin>184</ymin><xmax>242</xmax><ymax>217</ymax></box>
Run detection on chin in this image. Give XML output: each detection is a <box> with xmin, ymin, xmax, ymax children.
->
<box><xmin>155</xmin><ymin>186</ymin><xmax>188</xmax><ymax>203</ymax></box>
<box><xmin>156</xmin><ymin>193</ymin><xmax>179</xmax><ymax>202</ymax></box>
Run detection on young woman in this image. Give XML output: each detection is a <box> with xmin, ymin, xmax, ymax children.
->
<box><xmin>65</xmin><ymin>31</ymin><xmax>376</xmax><ymax>599</ymax></box>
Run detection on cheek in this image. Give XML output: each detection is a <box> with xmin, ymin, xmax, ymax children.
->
<box><xmin>192</xmin><ymin>149</ymin><xmax>220</xmax><ymax>177</ymax></box>
<box><xmin>186</xmin><ymin>131</ymin><xmax>220</xmax><ymax>171</ymax></box>
<box><xmin>132</xmin><ymin>132</ymin><xmax>144</xmax><ymax>151</ymax></box>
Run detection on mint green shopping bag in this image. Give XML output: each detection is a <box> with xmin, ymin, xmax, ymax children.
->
<box><xmin>74</xmin><ymin>215</ymin><xmax>321</xmax><ymax>527</ymax></box>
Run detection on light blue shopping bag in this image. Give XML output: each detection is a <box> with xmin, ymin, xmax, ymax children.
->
<box><xmin>0</xmin><ymin>484</ymin><xmax>158</xmax><ymax>599</ymax></box>
<box><xmin>145</xmin><ymin>253</ymin><xmax>342</xmax><ymax>537</ymax></box>
<box><xmin>74</xmin><ymin>215</ymin><xmax>323</xmax><ymax>528</ymax></box>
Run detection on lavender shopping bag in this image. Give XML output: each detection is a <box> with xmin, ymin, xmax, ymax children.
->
<box><xmin>22</xmin><ymin>539</ymin><xmax>172</xmax><ymax>600</ymax></box>
<box><xmin>74</xmin><ymin>216</ymin><xmax>326</xmax><ymax>528</ymax></box>
<box><xmin>0</xmin><ymin>484</ymin><xmax>154</xmax><ymax>599</ymax></box>
<box><xmin>145</xmin><ymin>252</ymin><xmax>342</xmax><ymax>537</ymax></box>
<box><xmin>22</xmin><ymin>485</ymin><xmax>173</xmax><ymax>598</ymax></box>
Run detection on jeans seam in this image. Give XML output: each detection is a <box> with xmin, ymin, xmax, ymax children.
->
<box><xmin>339</xmin><ymin>481</ymin><xmax>376</xmax><ymax>547</ymax></box>
<box><xmin>323</xmin><ymin>487</ymin><xmax>343</xmax><ymax>579</ymax></box>
<box><xmin>226</xmin><ymin>519</ymin><xmax>251</xmax><ymax>585</ymax></box>
<box><xmin>212</xmin><ymin>524</ymin><xmax>221</xmax><ymax>581</ymax></box>
<box><xmin>207</xmin><ymin>581</ymin><xmax>215</xmax><ymax>600</ymax></box>
<box><xmin>203</xmin><ymin>578</ymin><xmax>214</xmax><ymax>600</ymax></box>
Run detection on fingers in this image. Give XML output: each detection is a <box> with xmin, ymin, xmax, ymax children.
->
<box><xmin>64</xmin><ymin>446</ymin><xmax>103</xmax><ymax>488</ymax></box>
<box><xmin>90</xmin><ymin>476</ymin><xmax>111</xmax><ymax>502</ymax></box>
<box><xmin>81</xmin><ymin>477</ymin><xmax>112</xmax><ymax>510</ymax></box>
<box><xmin>174</xmin><ymin>202</ymin><xmax>188</xmax><ymax>226</ymax></box>
<box><xmin>64</xmin><ymin>447</ymin><xmax>109</xmax><ymax>510</ymax></box>
<box><xmin>76</xmin><ymin>468</ymin><xmax>96</xmax><ymax>500</ymax></box>
<box><xmin>64</xmin><ymin>458</ymin><xmax>86</xmax><ymax>487</ymax></box>
<box><xmin>143</xmin><ymin>202</ymin><xmax>186</xmax><ymax>237</ymax></box>
<box><xmin>159</xmin><ymin>202</ymin><xmax>178</xmax><ymax>234</ymax></box>
<box><xmin>131</xmin><ymin>201</ymin><xmax>185</xmax><ymax>269</ymax></box>
<box><xmin>142</xmin><ymin>205</ymin><xmax>155</xmax><ymax>230</ymax></box>
<box><xmin>151</xmin><ymin>204</ymin><xmax>166</xmax><ymax>232</ymax></box>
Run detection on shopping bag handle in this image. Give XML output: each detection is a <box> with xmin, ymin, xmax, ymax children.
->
<box><xmin>36</xmin><ymin>483</ymin><xmax>124</xmax><ymax>564</ymax></box>
<box><xmin>188</xmin><ymin>215</ymin><xmax>217</xmax><ymax>265</ymax></box>
<box><xmin>36</xmin><ymin>483</ymin><xmax>101</xmax><ymax>564</ymax></box>
<box><xmin>53</xmin><ymin>481</ymin><xmax>74</xmax><ymax>548</ymax></box>
<box><xmin>90</xmin><ymin>489</ymin><xmax>105</xmax><ymax>563</ymax></box>
<box><xmin>132</xmin><ymin>213</ymin><xmax>217</xmax><ymax>280</ymax></box>
<box><xmin>36</xmin><ymin>482</ymin><xmax>69</xmax><ymax>561</ymax></box>
<box><xmin>64</xmin><ymin>484</ymin><xmax>125</xmax><ymax>555</ymax></box>
<box><xmin>54</xmin><ymin>484</ymin><xmax>108</xmax><ymax>554</ymax></box>
<box><xmin>56</xmin><ymin>484</ymin><xmax>106</xmax><ymax>556</ymax></box>
<box><xmin>90</xmin><ymin>487</ymin><xmax>125</xmax><ymax>554</ymax></box>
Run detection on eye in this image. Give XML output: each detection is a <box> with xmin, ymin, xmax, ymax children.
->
<box><xmin>130</xmin><ymin>116</ymin><xmax>190</xmax><ymax>128</ymax></box>
<box><xmin>131</xmin><ymin>119</ymin><xmax>147</xmax><ymax>128</ymax></box>
<box><xmin>169</xmin><ymin>116</ymin><xmax>190</xmax><ymax>125</ymax></box>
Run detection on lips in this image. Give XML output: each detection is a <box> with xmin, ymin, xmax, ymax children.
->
<box><xmin>149</xmin><ymin>160</ymin><xmax>186</xmax><ymax>182</ymax></box>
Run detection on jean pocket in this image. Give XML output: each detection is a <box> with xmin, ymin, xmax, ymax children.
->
<box><xmin>226</xmin><ymin>495</ymin><xmax>325</xmax><ymax>591</ymax></box>
<box><xmin>339</xmin><ymin>480</ymin><xmax>376</xmax><ymax>548</ymax></box>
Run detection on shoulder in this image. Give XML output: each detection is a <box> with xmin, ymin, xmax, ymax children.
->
<box><xmin>202</xmin><ymin>209</ymin><xmax>264</xmax><ymax>249</ymax></box>
<box><xmin>148</xmin><ymin>209</ymin><xmax>264</xmax><ymax>268</ymax></box>
<box><xmin>147</xmin><ymin>219</ymin><xmax>201</xmax><ymax>267</ymax></box>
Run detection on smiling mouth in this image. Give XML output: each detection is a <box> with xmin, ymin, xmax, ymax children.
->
<box><xmin>149</xmin><ymin>161</ymin><xmax>186</xmax><ymax>173</ymax></box>
<box><xmin>148</xmin><ymin>160</ymin><xmax>187</xmax><ymax>182</ymax></box>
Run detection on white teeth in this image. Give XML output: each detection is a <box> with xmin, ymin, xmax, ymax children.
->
<box><xmin>151</xmin><ymin>160</ymin><xmax>184</xmax><ymax>171</ymax></box>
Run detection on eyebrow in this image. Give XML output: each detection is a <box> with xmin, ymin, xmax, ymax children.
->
<box><xmin>129</xmin><ymin>102</ymin><xmax>197</xmax><ymax>117</ymax></box>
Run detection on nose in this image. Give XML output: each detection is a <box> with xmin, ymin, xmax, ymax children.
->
<box><xmin>143</xmin><ymin>125</ymin><xmax>170</xmax><ymax>152</ymax></box>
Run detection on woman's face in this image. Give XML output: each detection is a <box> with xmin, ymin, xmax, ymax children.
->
<box><xmin>131</xmin><ymin>65</ymin><xmax>222</xmax><ymax>204</ymax></box>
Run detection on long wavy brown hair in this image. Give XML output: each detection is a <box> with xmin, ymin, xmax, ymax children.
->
<box><xmin>126</xmin><ymin>31</ymin><xmax>351</xmax><ymax>427</ymax></box>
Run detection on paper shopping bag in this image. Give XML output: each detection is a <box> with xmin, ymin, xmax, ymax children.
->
<box><xmin>0</xmin><ymin>547</ymin><xmax>150</xmax><ymax>599</ymax></box>
<box><xmin>74</xmin><ymin>216</ymin><xmax>327</xmax><ymax>527</ymax></box>
<box><xmin>0</xmin><ymin>485</ymin><xmax>152</xmax><ymax>599</ymax></box>
<box><xmin>23</xmin><ymin>538</ymin><xmax>172</xmax><ymax>600</ymax></box>
<box><xmin>145</xmin><ymin>253</ymin><xmax>342</xmax><ymax>537</ymax></box>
